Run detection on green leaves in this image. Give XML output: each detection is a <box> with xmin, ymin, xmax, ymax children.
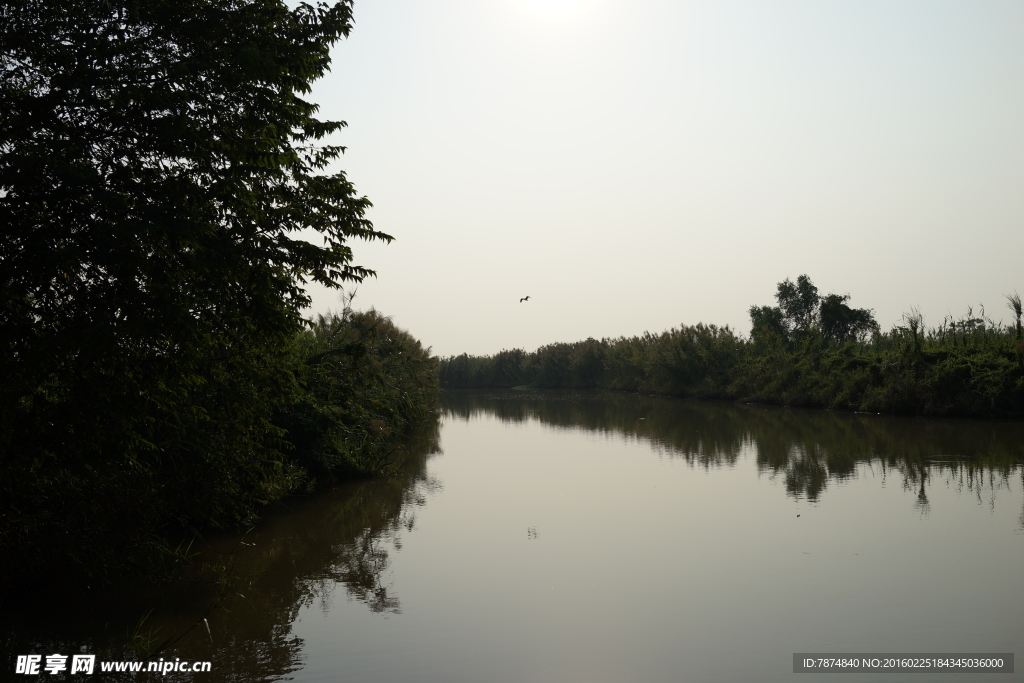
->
<box><xmin>748</xmin><ymin>275</ymin><xmax>878</xmax><ymax>346</ymax></box>
<box><xmin>775</xmin><ymin>274</ymin><xmax>820</xmax><ymax>335</ymax></box>
<box><xmin>279</xmin><ymin>308</ymin><xmax>439</xmax><ymax>480</ymax></box>
<box><xmin>1</xmin><ymin>0</ymin><xmax>384</xmax><ymax>383</ymax></box>
<box><xmin>0</xmin><ymin>0</ymin><xmax>409</xmax><ymax>582</ymax></box>
<box><xmin>820</xmin><ymin>293</ymin><xmax>878</xmax><ymax>344</ymax></box>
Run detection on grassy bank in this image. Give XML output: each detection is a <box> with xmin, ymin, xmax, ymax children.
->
<box><xmin>0</xmin><ymin>305</ymin><xmax>438</xmax><ymax>586</ymax></box>
<box><xmin>440</xmin><ymin>278</ymin><xmax>1024</xmax><ymax>418</ymax></box>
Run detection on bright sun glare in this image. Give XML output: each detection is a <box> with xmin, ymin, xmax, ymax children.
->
<box><xmin>519</xmin><ymin>0</ymin><xmax>588</xmax><ymax>17</ymax></box>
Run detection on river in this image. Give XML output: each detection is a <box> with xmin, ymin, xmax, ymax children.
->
<box><xmin>3</xmin><ymin>391</ymin><xmax>1023</xmax><ymax>682</ymax></box>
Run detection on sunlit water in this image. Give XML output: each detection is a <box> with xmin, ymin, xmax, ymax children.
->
<box><xmin>4</xmin><ymin>391</ymin><xmax>1023</xmax><ymax>682</ymax></box>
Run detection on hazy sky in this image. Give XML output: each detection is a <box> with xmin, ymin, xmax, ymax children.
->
<box><xmin>301</xmin><ymin>0</ymin><xmax>1024</xmax><ymax>357</ymax></box>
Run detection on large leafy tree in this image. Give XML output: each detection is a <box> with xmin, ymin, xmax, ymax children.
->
<box><xmin>749</xmin><ymin>275</ymin><xmax>877</xmax><ymax>345</ymax></box>
<box><xmin>819</xmin><ymin>293</ymin><xmax>878</xmax><ymax>343</ymax></box>
<box><xmin>0</xmin><ymin>0</ymin><xmax>389</xmax><ymax>578</ymax></box>
<box><xmin>775</xmin><ymin>275</ymin><xmax>820</xmax><ymax>335</ymax></box>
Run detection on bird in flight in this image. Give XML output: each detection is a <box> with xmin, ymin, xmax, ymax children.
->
<box><xmin>520</xmin><ymin>296</ymin><xmax>531</xmax><ymax>303</ymax></box>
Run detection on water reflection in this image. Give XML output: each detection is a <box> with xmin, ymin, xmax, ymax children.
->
<box><xmin>442</xmin><ymin>390</ymin><xmax>1024</xmax><ymax>505</ymax></box>
<box><xmin>0</xmin><ymin>419</ymin><xmax>442</xmax><ymax>682</ymax></box>
<box><xmin>3</xmin><ymin>394</ymin><xmax>1022</xmax><ymax>683</ymax></box>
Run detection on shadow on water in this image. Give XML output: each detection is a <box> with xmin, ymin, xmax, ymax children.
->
<box><xmin>0</xmin><ymin>418</ymin><xmax>443</xmax><ymax>682</ymax></box>
<box><xmin>442</xmin><ymin>389</ymin><xmax>1024</xmax><ymax>506</ymax></box>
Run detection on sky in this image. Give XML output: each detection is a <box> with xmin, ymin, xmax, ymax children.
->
<box><xmin>300</xmin><ymin>0</ymin><xmax>1024</xmax><ymax>358</ymax></box>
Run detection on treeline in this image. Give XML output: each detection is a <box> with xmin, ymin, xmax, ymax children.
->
<box><xmin>0</xmin><ymin>306</ymin><xmax>437</xmax><ymax>585</ymax></box>
<box><xmin>440</xmin><ymin>276</ymin><xmax>1024</xmax><ymax>418</ymax></box>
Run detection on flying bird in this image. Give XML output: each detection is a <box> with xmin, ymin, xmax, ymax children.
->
<box><xmin>520</xmin><ymin>296</ymin><xmax>531</xmax><ymax>303</ymax></box>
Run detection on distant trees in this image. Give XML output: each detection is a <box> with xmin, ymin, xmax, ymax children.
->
<box><xmin>776</xmin><ymin>274</ymin><xmax>821</xmax><ymax>335</ymax></box>
<box><xmin>439</xmin><ymin>275</ymin><xmax>1024</xmax><ymax>418</ymax></box>
<box><xmin>819</xmin><ymin>293</ymin><xmax>879</xmax><ymax>344</ymax></box>
<box><xmin>748</xmin><ymin>305</ymin><xmax>787</xmax><ymax>345</ymax></box>
<box><xmin>749</xmin><ymin>275</ymin><xmax>878</xmax><ymax>345</ymax></box>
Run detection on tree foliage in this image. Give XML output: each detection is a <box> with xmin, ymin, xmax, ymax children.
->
<box><xmin>282</xmin><ymin>306</ymin><xmax>439</xmax><ymax>480</ymax></box>
<box><xmin>1</xmin><ymin>0</ymin><xmax>387</xmax><ymax>376</ymax></box>
<box><xmin>748</xmin><ymin>304</ymin><xmax>787</xmax><ymax>346</ymax></box>
<box><xmin>0</xmin><ymin>0</ymin><xmax>401</xmax><ymax>581</ymax></box>
<box><xmin>819</xmin><ymin>293</ymin><xmax>878</xmax><ymax>344</ymax></box>
<box><xmin>749</xmin><ymin>274</ymin><xmax>877</xmax><ymax>345</ymax></box>
<box><xmin>775</xmin><ymin>274</ymin><xmax>820</xmax><ymax>335</ymax></box>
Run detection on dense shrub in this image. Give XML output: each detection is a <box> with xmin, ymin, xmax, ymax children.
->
<box><xmin>0</xmin><ymin>307</ymin><xmax>438</xmax><ymax>586</ymax></box>
<box><xmin>278</xmin><ymin>308</ymin><xmax>438</xmax><ymax>480</ymax></box>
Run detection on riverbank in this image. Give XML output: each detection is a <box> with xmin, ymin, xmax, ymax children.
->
<box><xmin>5</xmin><ymin>390</ymin><xmax>1021</xmax><ymax>680</ymax></box>
<box><xmin>0</xmin><ymin>307</ymin><xmax>439</xmax><ymax>588</ymax></box>
<box><xmin>440</xmin><ymin>315</ymin><xmax>1024</xmax><ymax>418</ymax></box>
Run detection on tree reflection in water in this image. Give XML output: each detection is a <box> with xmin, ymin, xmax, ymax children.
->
<box><xmin>442</xmin><ymin>390</ymin><xmax>1024</xmax><ymax>507</ymax></box>
<box><xmin>308</xmin><ymin>531</ymin><xmax>401</xmax><ymax>614</ymax></box>
<box><xmin>0</xmin><ymin>418</ymin><xmax>442</xmax><ymax>682</ymax></box>
<box><xmin>2</xmin><ymin>395</ymin><xmax>1021</xmax><ymax>682</ymax></box>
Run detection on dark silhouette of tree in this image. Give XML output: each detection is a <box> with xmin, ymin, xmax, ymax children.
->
<box><xmin>748</xmin><ymin>275</ymin><xmax>877</xmax><ymax>345</ymax></box>
<box><xmin>748</xmin><ymin>304</ymin><xmax>787</xmax><ymax>345</ymax></box>
<box><xmin>0</xmin><ymin>0</ymin><xmax>390</xmax><ymax>579</ymax></box>
<box><xmin>775</xmin><ymin>275</ymin><xmax>820</xmax><ymax>335</ymax></box>
<box><xmin>819</xmin><ymin>293</ymin><xmax>878</xmax><ymax>343</ymax></box>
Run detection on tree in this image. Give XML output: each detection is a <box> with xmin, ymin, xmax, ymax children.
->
<box><xmin>749</xmin><ymin>275</ymin><xmax>877</xmax><ymax>346</ymax></box>
<box><xmin>748</xmin><ymin>304</ymin><xmax>787</xmax><ymax>345</ymax></box>
<box><xmin>0</xmin><ymin>0</ymin><xmax>388</xmax><ymax>578</ymax></box>
<box><xmin>775</xmin><ymin>275</ymin><xmax>820</xmax><ymax>335</ymax></box>
<box><xmin>819</xmin><ymin>293</ymin><xmax>878</xmax><ymax>343</ymax></box>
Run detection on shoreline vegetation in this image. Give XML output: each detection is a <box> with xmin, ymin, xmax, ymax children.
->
<box><xmin>0</xmin><ymin>304</ymin><xmax>438</xmax><ymax>587</ymax></box>
<box><xmin>440</xmin><ymin>276</ymin><xmax>1024</xmax><ymax>419</ymax></box>
<box><xmin>2</xmin><ymin>0</ymin><xmax>441</xmax><ymax>590</ymax></box>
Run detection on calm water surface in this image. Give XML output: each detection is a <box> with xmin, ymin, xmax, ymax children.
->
<box><xmin>4</xmin><ymin>391</ymin><xmax>1023</xmax><ymax>682</ymax></box>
